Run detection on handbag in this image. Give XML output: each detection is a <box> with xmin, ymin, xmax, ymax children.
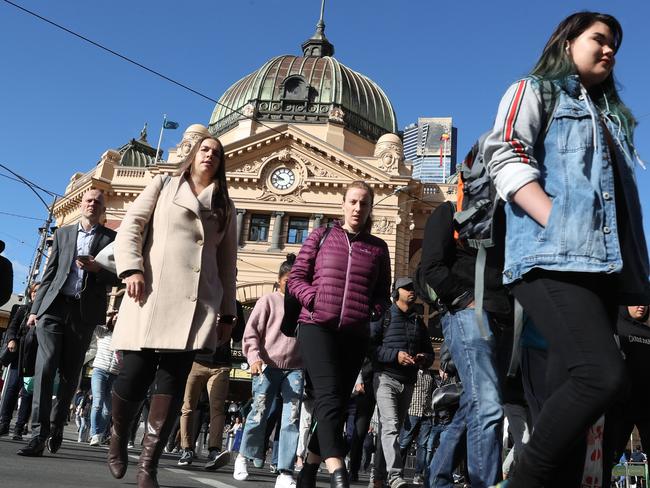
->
<box><xmin>95</xmin><ymin>175</ymin><xmax>171</xmax><ymax>275</ymax></box>
<box><xmin>19</xmin><ymin>325</ymin><xmax>38</xmax><ymax>377</ymax></box>
<box><xmin>280</xmin><ymin>226</ymin><xmax>332</xmax><ymax>337</ymax></box>
<box><xmin>431</xmin><ymin>380</ymin><xmax>463</xmax><ymax>411</ymax></box>
<box><xmin>0</xmin><ymin>339</ymin><xmax>17</xmax><ymax>366</ymax></box>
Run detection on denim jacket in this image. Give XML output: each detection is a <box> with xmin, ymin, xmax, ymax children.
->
<box><xmin>484</xmin><ymin>75</ymin><xmax>649</xmax><ymax>285</ymax></box>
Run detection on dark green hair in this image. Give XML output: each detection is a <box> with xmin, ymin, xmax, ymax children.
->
<box><xmin>531</xmin><ymin>11</ymin><xmax>635</xmax><ymax>140</ymax></box>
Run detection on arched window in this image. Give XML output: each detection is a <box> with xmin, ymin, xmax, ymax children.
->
<box><xmin>282</xmin><ymin>75</ymin><xmax>309</xmax><ymax>101</ymax></box>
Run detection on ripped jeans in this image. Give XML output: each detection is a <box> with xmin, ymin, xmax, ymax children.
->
<box><xmin>239</xmin><ymin>367</ymin><xmax>304</xmax><ymax>471</ymax></box>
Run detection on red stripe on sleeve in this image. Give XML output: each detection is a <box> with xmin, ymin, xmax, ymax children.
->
<box><xmin>504</xmin><ymin>80</ymin><xmax>530</xmax><ymax>164</ymax></box>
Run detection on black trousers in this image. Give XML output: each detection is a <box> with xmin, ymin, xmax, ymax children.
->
<box><xmin>31</xmin><ymin>295</ymin><xmax>95</xmax><ymax>439</ymax></box>
<box><xmin>112</xmin><ymin>349</ymin><xmax>195</xmax><ymax>403</ymax></box>
<box><xmin>509</xmin><ymin>271</ymin><xmax>625</xmax><ymax>488</ymax></box>
<box><xmin>297</xmin><ymin>323</ymin><xmax>368</xmax><ymax>459</ymax></box>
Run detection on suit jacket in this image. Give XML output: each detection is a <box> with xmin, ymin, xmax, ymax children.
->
<box><xmin>31</xmin><ymin>223</ymin><xmax>119</xmax><ymax>325</ymax></box>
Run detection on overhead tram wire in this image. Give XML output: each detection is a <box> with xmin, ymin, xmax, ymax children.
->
<box><xmin>3</xmin><ymin>1</ymin><xmax>443</xmax><ymax>206</ymax></box>
<box><xmin>237</xmin><ymin>257</ymin><xmax>278</xmax><ymax>275</ymax></box>
<box><xmin>0</xmin><ymin>0</ymin><xmax>286</xmax><ymax>137</ymax></box>
<box><xmin>0</xmin><ymin>163</ymin><xmax>124</xmax><ymax>222</ymax></box>
<box><xmin>0</xmin><ymin>210</ymin><xmax>44</xmax><ymax>221</ymax></box>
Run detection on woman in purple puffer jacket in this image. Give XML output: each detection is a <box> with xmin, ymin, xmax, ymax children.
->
<box><xmin>289</xmin><ymin>180</ymin><xmax>391</xmax><ymax>488</ymax></box>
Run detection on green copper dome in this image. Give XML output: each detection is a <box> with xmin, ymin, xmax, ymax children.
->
<box><xmin>208</xmin><ymin>54</ymin><xmax>397</xmax><ymax>143</ymax></box>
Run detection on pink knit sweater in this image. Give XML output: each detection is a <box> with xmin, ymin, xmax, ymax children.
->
<box><xmin>243</xmin><ymin>291</ymin><xmax>303</xmax><ymax>370</ymax></box>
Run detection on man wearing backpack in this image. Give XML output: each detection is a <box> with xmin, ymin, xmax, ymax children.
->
<box><xmin>420</xmin><ymin>200</ymin><xmax>510</xmax><ymax>488</ymax></box>
<box><xmin>371</xmin><ymin>277</ymin><xmax>434</xmax><ymax>488</ymax></box>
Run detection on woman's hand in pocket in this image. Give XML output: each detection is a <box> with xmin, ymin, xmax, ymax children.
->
<box><xmin>250</xmin><ymin>360</ymin><xmax>264</xmax><ymax>376</ymax></box>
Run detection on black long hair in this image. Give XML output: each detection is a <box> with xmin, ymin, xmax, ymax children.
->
<box><xmin>279</xmin><ymin>253</ymin><xmax>296</xmax><ymax>279</ymax></box>
<box><xmin>530</xmin><ymin>11</ymin><xmax>635</xmax><ymax>140</ymax></box>
<box><xmin>177</xmin><ymin>135</ymin><xmax>231</xmax><ymax>230</ymax></box>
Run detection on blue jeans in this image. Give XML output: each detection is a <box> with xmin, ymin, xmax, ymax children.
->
<box><xmin>90</xmin><ymin>367</ymin><xmax>116</xmax><ymax>437</ymax></box>
<box><xmin>0</xmin><ymin>364</ymin><xmax>21</xmax><ymax>425</ymax></box>
<box><xmin>428</xmin><ymin>308</ymin><xmax>503</xmax><ymax>488</ymax></box>
<box><xmin>239</xmin><ymin>368</ymin><xmax>304</xmax><ymax>472</ymax></box>
<box><xmin>400</xmin><ymin>415</ymin><xmax>433</xmax><ymax>475</ymax></box>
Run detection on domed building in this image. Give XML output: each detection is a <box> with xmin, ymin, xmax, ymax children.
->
<box><xmin>49</xmin><ymin>10</ymin><xmax>455</xmax><ymax>382</ymax></box>
<box><xmin>195</xmin><ymin>16</ymin><xmax>454</xmax><ymax>308</ymax></box>
<box><xmin>209</xmin><ymin>53</ymin><xmax>397</xmax><ymax>144</ymax></box>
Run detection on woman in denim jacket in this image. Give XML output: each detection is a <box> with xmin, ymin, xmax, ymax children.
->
<box><xmin>484</xmin><ymin>11</ymin><xmax>650</xmax><ymax>488</ymax></box>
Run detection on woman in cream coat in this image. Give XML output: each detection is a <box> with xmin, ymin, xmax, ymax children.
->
<box><xmin>107</xmin><ymin>134</ymin><xmax>237</xmax><ymax>488</ymax></box>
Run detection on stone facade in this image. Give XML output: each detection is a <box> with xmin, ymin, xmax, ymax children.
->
<box><xmin>53</xmin><ymin>121</ymin><xmax>455</xmax><ymax>310</ymax></box>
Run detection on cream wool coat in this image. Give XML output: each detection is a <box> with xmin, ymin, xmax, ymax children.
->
<box><xmin>112</xmin><ymin>174</ymin><xmax>237</xmax><ymax>352</ymax></box>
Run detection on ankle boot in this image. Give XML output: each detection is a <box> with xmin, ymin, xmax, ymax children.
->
<box><xmin>107</xmin><ymin>391</ymin><xmax>142</xmax><ymax>479</ymax></box>
<box><xmin>330</xmin><ymin>467</ymin><xmax>350</xmax><ymax>488</ymax></box>
<box><xmin>136</xmin><ymin>394</ymin><xmax>178</xmax><ymax>488</ymax></box>
<box><xmin>297</xmin><ymin>462</ymin><xmax>319</xmax><ymax>488</ymax></box>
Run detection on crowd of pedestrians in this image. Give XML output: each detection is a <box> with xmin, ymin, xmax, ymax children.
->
<box><xmin>1</xmin><ymin>9</ymin><xmax>650</xmax><ymax>488</ymax></box>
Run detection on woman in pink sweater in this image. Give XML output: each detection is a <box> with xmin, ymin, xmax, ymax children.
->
<box><xmin>233</xmin><ymin>254</ymin><xmax>304</xmax><ymax>488</ymax></box>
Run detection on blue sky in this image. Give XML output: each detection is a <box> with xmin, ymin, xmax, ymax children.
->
<box><xmin>1</xmin><ymin>1</ymin><xmax>650</xmax><ymax>293</ymax></box>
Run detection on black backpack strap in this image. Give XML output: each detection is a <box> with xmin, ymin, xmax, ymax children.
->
<box><xmin>473</xmin><ymin>242</ymin><xmax>490</xmax><ymax>339</ymax></box>
<box><xmin>319</xmin><ymin>225</ymin><xmax>332</xmax><ymax>248</ymax></box>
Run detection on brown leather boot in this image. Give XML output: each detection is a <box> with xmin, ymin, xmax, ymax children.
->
<box><xmin>136</xmin><ymin>394</ymin><xmax>178</xmax><ymax>488</ymax></box>
<box><xmin>107</xmin><ymin>391</ymin><xmax>142</xmax><ymax>479</ymax></box>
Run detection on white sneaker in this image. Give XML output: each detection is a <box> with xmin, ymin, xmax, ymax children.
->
<box><xmin>89</xmin><ymin>434</ymin><xmax>102</xmax><ymax>446</ymax></box>
<box><xmin>233</xmin><ymin>454</ymin><xmax>249</xmax><ymax>481</ymax></box>
<box><xmin>275</xmin><ymin>472</ymin><xmax>296</xmax><ymax>488</ymax></box>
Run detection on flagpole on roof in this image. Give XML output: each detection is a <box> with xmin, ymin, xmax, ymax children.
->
<box><xmin>155</xmin><ymin>114</ymin><xmax>166</xmax><ymax>163</ymax></box>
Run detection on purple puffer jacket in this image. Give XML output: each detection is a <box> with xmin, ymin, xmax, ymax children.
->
<box><xmin>288</xmin><ymin>222</ymin><xmax>391</xmax><ymax>335</ymax></box>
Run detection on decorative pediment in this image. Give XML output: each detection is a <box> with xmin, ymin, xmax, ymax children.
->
<box><xmin>225</xmin><ymin>125</ymin><xmax>410</xmax><ymax>192</ymax></box>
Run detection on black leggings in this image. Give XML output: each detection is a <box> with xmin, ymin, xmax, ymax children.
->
<box><xmin>112</xmin><ymin>350</ymin><xmax>195</xmax><ymax>402</ymax></box>
<box><xmin>298</xmin><ymin>324</ymin><xmax>368</xmax><ymax>460</ymax></box>
<box><xmin>509</xmin><ymin>271</ymin><xmax>625</xmax><ymax>488</ymax></box>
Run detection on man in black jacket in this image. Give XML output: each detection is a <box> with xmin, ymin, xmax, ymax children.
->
<box><xmin>372</xmin><ymin>277</ymin><xmax>434</xmax><ymax>488</ymax></box>
<box><xmin>17</xmin><ymin>189</ymin><xmax>119</xmax><ymax>457</ymax></box>
<box><xmin>422</xmin><ymin>201</ymin><xmax>508</xmax><ymax>488</ymax></box>
<box><xmin>0</xmin><ymin>282</ymin><xmax>40</xmax><ymax>437</ymax></box>
<box><xmin>605</xmin><ymin>306</ymin><xmax>650</xmax><ymax>468</ymax></box>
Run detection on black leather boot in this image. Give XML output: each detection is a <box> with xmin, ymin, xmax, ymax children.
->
<box><xmin>330</xmin><ymin>467</ymin><xmax>350</xmax><ymax>488</ymax></box>
<box><xmin>107</xmin><ymin>391</ymin><xmax>142</xmax><ymax>479</ymax></box>
<box><xmin>297</xmin><ymin>462</ymin><xmax>319</xmax><ymax>488</ymax></box>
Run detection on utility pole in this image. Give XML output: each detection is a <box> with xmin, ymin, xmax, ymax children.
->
<box><xmin>25</xmin><ymin>194</ymin><xmax>57</xmax><ymax>294</ymax></box>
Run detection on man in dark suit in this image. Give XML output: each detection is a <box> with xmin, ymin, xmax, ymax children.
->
<box><xmin>17</xmin><ymin>189</ymin><xmax>119</xmax><ymax>457</ymax></box>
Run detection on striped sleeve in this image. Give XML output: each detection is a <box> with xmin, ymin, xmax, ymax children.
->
<box><xmin>484</xmin><ymin>78</ymin><xmax>544</xmax><ymax>201</ymax></box>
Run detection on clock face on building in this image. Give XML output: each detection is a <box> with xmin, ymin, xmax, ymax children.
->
<box><xmin>270</xmin><ymin>167</ymin><xmax>296</xmax><ymax>190</ymax></box>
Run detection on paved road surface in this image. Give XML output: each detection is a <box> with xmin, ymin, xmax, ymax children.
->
<box><xmin>0</xmin><ymin>423</ymin><xmax>376</xmax><ymax>488</ymax></box>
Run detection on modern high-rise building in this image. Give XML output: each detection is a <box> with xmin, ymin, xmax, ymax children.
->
<box><xmin>403</xmin><ymin>117</ymin><xmax>457</xmax><ymax>183</ymax></box>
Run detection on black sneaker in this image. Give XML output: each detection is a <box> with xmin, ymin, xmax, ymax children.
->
<box><xmin>204</xmin><ymin>449</ymin><xmax>230</xmax><ymax>471</ymax></box>
<box><xmin>0</xmin><ymin>422</ymin><xmax>9</xmax><ymax>436</ymax></box>
<box><xmin>178</xmin><ymin>448</ymin><xmax>194</xmax><ymax>466</ymax></box>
